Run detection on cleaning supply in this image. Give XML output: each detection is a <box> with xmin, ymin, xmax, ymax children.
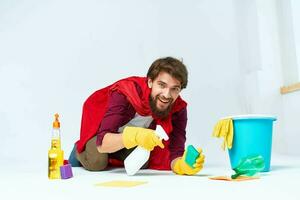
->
<box><xmin>122</xmin><ymin>126</ymin><xmax>165</xmax><ymax>151</ymax></box>
<box><xmin>185</xmin><ymin>145</ymin><xmax>200</xmax><ymax>168</ymax></box>
<box><xmin>48</xmin><ymin>113</ymin><xmax>64</xmax><ymax>179</ymax></box>
<box><xmin>228</xmin><ymin>115</ymin><xmax>276</xmax><ymax>172</ymax></box>
<box><xmin>173</xmin><ymin>147</ymin><xmax>205</xmax><ymax>175</ymax></box>
<box><xmin>124</xmin><ymin>125</ymin><xmax>168</xmax><ymax>175</ymax></box>
<box><xmin>60</xmin><ymin>164</ymin><xmax>73</xmax><ymax>179</ymax></box>
<box><xmin>209</xmin><ymin>176</ymin><xmax>259</xmax><ymax>181</ymax></box>
<box><xmin>212</xmin><ymin>118</ymin><xmax>233</xmax><ymax>150</ymax></box>
<box><xmin>231</xmin><ymin>154</ymin><xmax>265</xmax><ymax>179</ymax></box>
<box><xmin>95</xmin><ymin>180</ymin><xmax>147</xmax><ymax>187</ymax></box>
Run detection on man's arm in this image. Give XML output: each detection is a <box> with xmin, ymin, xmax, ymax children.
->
<box><xmin>169</xmin><ymin>108</ymin><xmax>187</xmax><ymax>168</ymax></box>
<box><xmin>96</xmin><ymin>90</ymin><xmax>163</xmax><ymax>154</ymax></box>
<box><xmin>95</xmin><ymin>91</ymin><xmax>135</xmax><ymax>153</ymax></box>
<box><xmin>169</xmin><ymin>108</ymin><xmax>205</xmax><ymax>175</ymax></box>
<box><xmin>97</xmin><ymin>133</ymin><xmax>124</xmax><ymax>153</ymax></box>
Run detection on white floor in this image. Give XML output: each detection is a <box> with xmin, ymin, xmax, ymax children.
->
<box><xmin>1</xmin><ymin>154</ymin><xmax>300</xmax><ymax>200</ymax></box>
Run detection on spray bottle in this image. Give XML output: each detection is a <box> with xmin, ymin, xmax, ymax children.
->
<box><xmin>48</xmin><ymin>113</ymin><xmax>64</xmax><ymax>179</ymax></box>
<box><xmin>124</xmin><ymin>125</ymin><xmax>169</xmax><ymax>175</ymax></box>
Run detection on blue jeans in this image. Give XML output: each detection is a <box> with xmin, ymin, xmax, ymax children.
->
<box><xmin>68</xmin><ymin>145</ymin><xmax>82</xmax><ymax>167</ymax></box>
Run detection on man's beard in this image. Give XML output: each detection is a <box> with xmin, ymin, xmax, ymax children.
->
<box><xmin>149</xmin><ymin>95</ymin><xmax>173</xmax><ymax>119</ymax></box>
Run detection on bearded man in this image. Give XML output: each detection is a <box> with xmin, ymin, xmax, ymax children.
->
<box><xmin>68</xmin><ymin>57</ymin><xmax>205</xmax><ymax>175</ymax></box>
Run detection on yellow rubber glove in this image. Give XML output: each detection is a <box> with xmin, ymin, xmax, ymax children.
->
<box><xmin>122</xmin><ymin>126</ymin><xmax>164</xmax><ymax>151</ymax></box>
<box><xmin>172</xmin><ymin>148</ymin><xmax>205</xmax><ymax>175</ymax></box>
<box><xmin>212</xmin><ymin>118</ymin><xmax>233</xmax><ymax>150</ymax></box>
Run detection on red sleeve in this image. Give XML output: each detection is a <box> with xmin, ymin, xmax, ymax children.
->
<box><xmin>96</xmin><ymin>91</ymin><xmax>136</xmax><ymax>146</ymax></box>
<box><xmin>169</xmin><ymin>108</ymin><xmax>187</xmax><ymax>161</ymax></box>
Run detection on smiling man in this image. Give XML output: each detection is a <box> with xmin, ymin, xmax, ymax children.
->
<box><xmin>68</xmin><ymin>57</ymin><xmax>205</xmax><ymax>175</ymax></box>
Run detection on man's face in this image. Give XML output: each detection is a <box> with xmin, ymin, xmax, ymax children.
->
<box><xmin>148</xmin><ymin>71</ymin><xmax>182</xmax><ymax>119</ymax></box>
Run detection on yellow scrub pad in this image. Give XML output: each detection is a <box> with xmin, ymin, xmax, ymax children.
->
<box><xmin>209</xmin><ymin>176</ymin><xmax>259</xmax><ymax>181</ymax></box>
<box><xmin>95</xmin><ymin>180</ymin><xmax>147</xmax><ymax>187</ymax></box>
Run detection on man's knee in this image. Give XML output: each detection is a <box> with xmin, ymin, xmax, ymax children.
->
<box><xmin>76</xmin><ymin>150</ymin><xmax>109</xmax><ymax>171</ymax></box>
<box><xmin>86</xmin><ymin>155</ymin><xmax>108</xmax><ymax>171</ymax></box>
<box><xmin>77</xmin><ymin>136</ymin><xmax>110</xmax><ymax>171</ymax></box>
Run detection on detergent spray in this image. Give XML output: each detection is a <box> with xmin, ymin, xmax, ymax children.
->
<box><xmin>48</xmin><ymin>113</ymin><xmax>64</xmax><ymax>179</ymax></box>
<box><xmin>124</xmin><ymin>125</ymin><xmax>169</xmax><ymax>175</ymax></box>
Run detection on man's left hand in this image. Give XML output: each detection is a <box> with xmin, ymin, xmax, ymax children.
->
<box><xmin>172</xmin><ymin>148</ymin><xmax>205</xmax><ymax>175</ymax></box>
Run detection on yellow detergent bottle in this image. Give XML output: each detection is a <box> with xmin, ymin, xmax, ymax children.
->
<box><xmin>48</xmin><ymin>113</ymin><xmax>64</xmax><ymax>179</ymax></box>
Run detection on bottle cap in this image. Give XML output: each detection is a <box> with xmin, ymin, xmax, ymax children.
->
<box><xmin>53</xmin><ymin>113</ymin><xmax>60</xmax><ymax>128</ymax></box>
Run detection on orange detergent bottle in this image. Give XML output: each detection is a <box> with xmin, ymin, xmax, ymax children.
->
<box><xmin>48</xmin><ymin>113</ymin><xmax>64</xmax><ymax>179</ymax></box>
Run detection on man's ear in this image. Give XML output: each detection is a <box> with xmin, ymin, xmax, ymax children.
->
<box><xmin>147</xmin><ymin>79</ymin><xmax>153</xmax><ymax>88</ymax></box>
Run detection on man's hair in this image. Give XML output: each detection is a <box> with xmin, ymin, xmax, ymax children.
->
<box><xmin>146</xmin><ymin>57</ymin><xmax>188</xmax><ymax>89</ymax></box>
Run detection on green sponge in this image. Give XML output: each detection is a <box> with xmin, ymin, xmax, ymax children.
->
<box><xmin>185</xmin><ymin>145</ymin><xmax>200</xmax><ymax>168</ymax></box>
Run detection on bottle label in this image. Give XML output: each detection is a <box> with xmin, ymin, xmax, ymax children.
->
<box><xmin>48</xmin><ymin>153</ymin><xmax>59</xmax><ymax>179</ymax></box>
<box><xmin>51</xmin><ymin>139</ymin><xmax>61</xmax><ymax>149</ymax></box>
<box><xmin>48</xmin><ymin>151</ymin><xmax>64</xmax><ymax>179</ymax></box>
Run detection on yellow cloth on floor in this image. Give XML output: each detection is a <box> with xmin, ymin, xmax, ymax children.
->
<box><xmin>212</xmin><ymin>118</ymin><xmax>233</xmax><ymax>150</ymax></box>
<box><xmin>95</xmin><ymin>180</ymin><xmax>147</xmax><ymax>187</ymax></box>
<box><xmin>209</xmin><ymin>176</ymin><xmax>259</xmax><ymax>181</ymax></box>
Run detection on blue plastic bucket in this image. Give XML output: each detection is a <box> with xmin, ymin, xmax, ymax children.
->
<box><xmin>228</xmin><ymin>115</ymin><xmax>277</xmax><ymax>172</ymax></box>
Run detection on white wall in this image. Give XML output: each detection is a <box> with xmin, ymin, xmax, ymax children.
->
<box><xmin>234</xmin><ymin>0</ymin><xmax>300</xmax><ymax>156</ymax></box>
<box><xmin>5</xmin><ymin>0</ymin><xmax>298</xmax><ymax>168</ymax></box>
<box><xmin>252</xmin><ymin>0</ymin><xmax>285</xmax><ymax>154</ymax></box>
<box><xmin>155</xmin><ymin>0</ymin><xmax>243</xmax><ymax>165</ymax></box>
<box><xmin>0</xmin><ymin>0</ymin><xmax>162</xmax><ymax>165</ymax></box>
<box><xmin>0</xmin><ymin>0</ymin><xmax>244</xmax><ymax>167</ymax></box>
<box><xmin>290</xmin><ymin>0</ymin><xmax>300</xmax><ymax>79</ymax></box>
<box><xmin>280</xmin><ymin>0</ymin><xmax>300</xmax><ymax>156</ymax></box>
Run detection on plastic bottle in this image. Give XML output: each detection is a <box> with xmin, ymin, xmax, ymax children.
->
<box><xmin>48</xmin><ymin>113</ymin><xmax>64</xmax><ymax>179</ymax></box>
<box><xmin>231</xmin><ymin>154</ymin><xmax>265</xmax><ymax>179</ymax></box>
<box><xmin>124</xmin><ymin>125</ymin><xmax>169</xmax><ymax>175</ymax></box>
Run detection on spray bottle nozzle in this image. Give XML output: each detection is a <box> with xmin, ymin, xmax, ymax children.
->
<box><xmin>53</xmin><ymin>113</ymin><xmax>60</xmax><ymax>128</ymax></box>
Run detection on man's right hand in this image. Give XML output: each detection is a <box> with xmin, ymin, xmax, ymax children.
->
<box><xmin>122</xmin><ymin>126</ymin><xmax>164</xmax><ymax>151</ymax></box>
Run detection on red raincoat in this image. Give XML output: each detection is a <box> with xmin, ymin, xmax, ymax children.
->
<box><xmin>75</xmin><ymin>76</ymin><xmax>187</xmax><ymax>170</ymax></box>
